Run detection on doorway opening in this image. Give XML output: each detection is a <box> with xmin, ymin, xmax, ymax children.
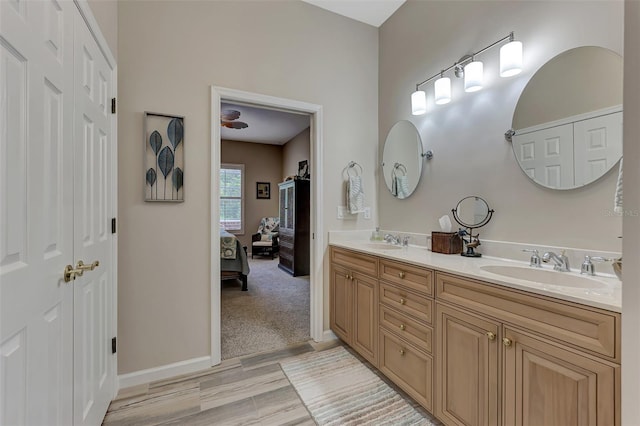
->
<box><xmin>210</xmin><ymin>87</ymin><xmax>324</xmax><ymax>365</ymax></box>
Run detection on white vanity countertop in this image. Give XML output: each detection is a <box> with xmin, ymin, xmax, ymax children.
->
<box><xmin>330</xmin><ymin>240</ymin><xmax>622</xmax><ymax>313</ymax></box>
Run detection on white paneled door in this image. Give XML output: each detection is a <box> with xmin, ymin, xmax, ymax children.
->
<box><xmin>0</xmin><ymin>1</ymin><xmax>115</xmax><ymax>425</ymax></box>
<box><xmin>72</xmin><ymin>8</ymin><xmax>114</xmax><ymax>426</ymax></box>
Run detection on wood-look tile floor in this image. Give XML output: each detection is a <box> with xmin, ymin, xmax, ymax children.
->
<box><xmin>103</xmin><ymin>340</ymin><xmax>439</xmax><ymax>426</ymax></box>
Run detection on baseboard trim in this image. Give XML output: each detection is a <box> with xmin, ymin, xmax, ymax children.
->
<box><xmin>117</xmin><ymin>355</ymin><xmax>211</xmax><ymax>390</ymax></box>
<box><xmin>322</xmin><ymin>329</ymin><xmax>337</xmax><ymax>342</ymax></box>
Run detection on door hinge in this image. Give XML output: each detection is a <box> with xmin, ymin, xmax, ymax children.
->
<box><xmin>111</xmin><ymin>98</ymin><xmax>116</xmax><ymax>114</ymax></box>
<box><xmin>111</xmin><ymin>218</ymin><xmax>116</xmax><ymax>234</ymax></box>
<box><xmin>312</xmin><ymin>233</ymin><xmax>315</xmax><ymax>239</ymax></box>
<box><xmin>112</xmin><ymin>337</ymin><xmax>117</xmax><ymax>354</ymax></box>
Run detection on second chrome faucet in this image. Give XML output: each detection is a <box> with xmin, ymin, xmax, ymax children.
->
<box><xmin>542</xmin><ymin>251</ymin><xmax>570</xmax><ymax>272</ymax></box>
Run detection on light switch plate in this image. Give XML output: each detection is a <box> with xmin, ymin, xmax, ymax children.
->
<box><xmin>337</xmin><ymin>206</ymin><xmax>345</xmax><ymax>219</ymax></box>
<box><xmin>364</xmin><ymin>207</ymin><xmax>371</xmax><ymax>219</ymax></box>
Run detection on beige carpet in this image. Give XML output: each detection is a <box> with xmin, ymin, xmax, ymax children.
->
<box><xmin>281</xmin><ymin>346</ymin><xmax>435</xmax><ymax>425</ymax></box>
<box><xmin>221</xmin><ymin>257</ymin><xmax>310</xmax><ymax>359</ymax></box>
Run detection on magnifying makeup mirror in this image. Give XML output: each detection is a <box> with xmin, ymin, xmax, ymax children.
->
<box><xmin>452</xmin><ymin>196</ymin><xmax>494</xmax><ymax>257</ymax></box>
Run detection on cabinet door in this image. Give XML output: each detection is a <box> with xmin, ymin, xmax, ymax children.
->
<box><xmin>503</xmin><ymin>327</ymin><xmax>617</xmax><ymax>426</ymax></box>
<box><xmin>330</xmin><ymin>264</ymin><xmax>352</xmax><ymax>344</ymax></box>
<box><xmin>352</xmin><ymin>273</ymin><xmax>378</xmax><ymax>366</ymax></box>
<box><xmin>436</xmin><ymin>303</ymin><xmax>500</xmax><ymax>426</ymax></box>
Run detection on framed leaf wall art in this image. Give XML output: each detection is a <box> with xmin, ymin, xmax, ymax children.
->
<box><xmin>144</xmin><ymin>112</ymin><xmax>185</xmax><ymax>202</ymax></box>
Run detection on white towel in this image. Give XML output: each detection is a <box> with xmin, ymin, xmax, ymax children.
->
<box><xmin>614</xmin><ymin>158</ymin><xmax>623</xmax><ymax>214</ymax></box>
<box><xmin>395</xmin><ymin>175</ymin><xmax>410</xmax><ymax>199</ymax></box>
<box><xmin>346</xmin><ymin>176</ymin><xmax>364</xmax><ymax>213</ymax></box>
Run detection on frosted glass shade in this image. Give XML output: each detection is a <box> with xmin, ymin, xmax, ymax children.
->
<box><xmin>500</xmin><ymin>41</ymin><xmax>523</xmax><ymax>77</ymax></box>
<box><xmin>411</xmin><ymin>90</ymin><xmax>427</xmax><ymax>115</ymax></box>
<box><xmin>464</xmin><ymin>61</ymin><xmax>483</xmax><ymax>92</ymax></box>
<box><xmin>434</xmin><ymin>77</ymin><xmax>451</xmax><ymax>105</ymax></box>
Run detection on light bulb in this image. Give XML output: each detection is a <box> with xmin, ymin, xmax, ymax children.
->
<box><xmin>464</xmin><ymin>61</ymin><xmax>483</xmax><ymax>92</ymax></box>
<box><xmin>411</xmin><ymin>90</ymin><xmax>427</xmax><ymax>115</ymax></box>
<box><xmin>500</xmin><ymin>40</ymin><xmax>523</xmax><ymax>77</ymax></box>
<box><xmin>434</xmin><ymin>77</ymin><xmax>451</xmax><ymax>105</ymax></box>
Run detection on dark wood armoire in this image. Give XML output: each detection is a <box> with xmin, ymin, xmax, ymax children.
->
<box><xmin>278</xmin><ymin>179</ymin><xmax>310</xmax><ymax>276</ymax></box>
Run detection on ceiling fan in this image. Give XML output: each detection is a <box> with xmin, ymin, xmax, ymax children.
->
<box><xmin>221</xmin><ymin>109</ymin><xmax>248</xmax><ymax>129</ymax></box>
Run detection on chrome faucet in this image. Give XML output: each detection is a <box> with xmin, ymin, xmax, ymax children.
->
<box><xmin>384</xmin><ymin>234</ymin><xmax>401</xmax><ymax>245</ymax></box>
<box><xmin>542</xmin><ymin>251</ymin><xmax>570</xmax><ymax>272</ymax></box>
<box><xmin>402</xmin><ymin>236</ymin><xmax>411</xmax><ymax>247</ymax></box>
<box><xmin>581</xmin><ymin>255</ymin><xmax>614</xmax><ymax>276</ymax></box>
<box><xmin>522</xmin><ymin>249</ymin><xmax>542</xmax><ymax>268</ymax></box>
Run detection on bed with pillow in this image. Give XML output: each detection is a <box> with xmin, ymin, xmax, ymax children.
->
<box><xmin>220</xmin><ymin>229</ymin><xmax>250</xmax><ymax>291</ymax></box>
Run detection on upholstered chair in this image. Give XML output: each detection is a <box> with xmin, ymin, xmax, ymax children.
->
<box><xmin>251</xmin><ymin>217</ymin><xmax>280</xmax><ymax>259</ymax></box>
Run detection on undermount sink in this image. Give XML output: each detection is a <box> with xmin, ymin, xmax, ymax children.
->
<box><xmin>480</xmin><ymin>265</ymin><xmax>606</xmax><ymax>289</ymax></box>
<box><xmin>362</xmin><ymin>243</ymin><xmax>403</xmax><ymax>250</ymax></box>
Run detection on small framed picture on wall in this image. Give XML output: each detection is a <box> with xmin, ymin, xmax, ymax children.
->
<box><xmin>256</xmin><ymin>182</ymin><xmax>270</xmax><ymax>199</ymax></box>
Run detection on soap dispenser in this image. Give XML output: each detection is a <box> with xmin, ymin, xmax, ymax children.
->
<box><xmin>371</xmin><ymin>227</ymin><xmax>382</xmax><ymax>241</ymax></box>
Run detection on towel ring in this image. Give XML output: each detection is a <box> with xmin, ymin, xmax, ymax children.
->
<box><xmin>345</xmin><ymin>161</ymin><xmax>363</xmax><ymax>178</ymax></box>
<box><xmin>393</xmin><ymin>162</ymin><xmax>407</xmax><ymax>177</ymax></box>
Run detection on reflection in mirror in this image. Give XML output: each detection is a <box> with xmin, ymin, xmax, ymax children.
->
<box><xmin>511</xmin><ymin>46</ymin><xmax>622</xmax><ymax>190</ymax></box>
<box><xmin>452</xmin><ymin>196</ymin><xmax>494</xmax><ymax>258</ymax></box>
<box><xmin>382</xmin><ymin>121</ymin><xmax>423</xmax><ymax>199</ymax></box>
<box><xmin>455</xmin><ymin>197</ymin><xmax>490</xmax><ymax>228</ymax></box>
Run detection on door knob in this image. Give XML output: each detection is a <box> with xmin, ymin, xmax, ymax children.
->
<box><xmin>398</xmin><ymin>272</ymin><xmax>406</xmax><ymax>279</ymax></box>
<box><xmin>63</xmin><ymin>265</ymin><xmax>84</xmax><ymax>283</ymax></box>
<box><xmin>502</xmin><ymin>337</ymin><xmax>513</xmax><ymax>347</ymax></box>
<box><xmin>399</xmin><ymin>298</ymin><xmax>406</xmax><ymax>305</ymax></box>
<box><xmin>399</xmin><ymin>349</ymin><xmax>405</xmax><ymax>356</ymax></box>
<box><xmin>77</xmin><ymin>260</ymin><xmax>100</xmax><ymax>271</ymax></box>
<box><xmin>486</xmin><ymin>331</ymin><xmax>496</xmax><ymax>341</ymax></box>
<box><xmin>399</xmin><ymin>324</ymin><xmax>406</xmax><ymax>331</ymax></box>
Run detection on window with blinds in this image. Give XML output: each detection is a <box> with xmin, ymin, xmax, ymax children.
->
<box><xmin>220</xmin><ymin>164</ymin><xmax>244</xmax><ymax>234</ymax></box>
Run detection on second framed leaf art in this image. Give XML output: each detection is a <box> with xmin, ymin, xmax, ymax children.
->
<box><xmin>144</xmin><ymin>112</ymin><xmax>185</xmax><ymax>202</ymax></box>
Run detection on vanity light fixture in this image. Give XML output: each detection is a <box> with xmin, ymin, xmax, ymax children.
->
<box><xmin>410</xmin><ymin>31</ymin><xmax>523</xmax><ymax>115</ymax></box>
<box><xmin>464</xmin><ymin>58</ymin><xmax>483</xmax><ymax>92</ymax></box>
<box><xmin>411</xmin><ymin>90</ymin><xmax>427</xmax><ymax>115</ymax></box>
<box><xmin>500</xmin><ymin>35</ymin><xmax>523</xmax><ymax>77</ymax></box>
<box><xmin>434</xmin><ymin>72</ymin><xmax>451</xmax><ymax>105</ymax></box>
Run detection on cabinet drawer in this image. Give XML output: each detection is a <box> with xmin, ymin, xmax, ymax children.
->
<box><xmin>380</xmin><ymin>282</ymin><xmax>433</xmax><ymax>325</ymax></box>
<box><xmin>279</xmin><ymin>244</ymin><xmax>293</xmax><ymax>259</ymax></box>
<box><xmin>379</xmin><ymin>328</ymin><xmax>432</xmax><ymax>411</ymax></box>
<box><xmin>436</xmin><ymin>272</ymin><xmax>620</xmax><ymax>361</ymax></box>
<box><xmin>330</xmin><ymin>247</ymin><xmax>378</xmax><ymax>278</ymax></box>
<box><xmin>379</xmin><ymin>305</ymin><xmax>432</xmax><ymax>354</ymax></box>
<box><xmin>379</xmin><ymin>259</ymin><xmax>433</xmax><ymax>297</ymax></box>
<box><xmin>279</xmin><ymin>230</ymin><xmax>293</xmax><ymax>244</ymax></box>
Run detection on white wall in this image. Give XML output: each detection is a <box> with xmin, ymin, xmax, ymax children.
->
<box><xmin>282</xmin><ymin>128</ymin><xmax>311</xmax><ymax>179</ymax></box>
<box><xmin>117</xmin><ymin>1</ymin><xmax>378</xmax><ymax>374</ymax></box>
<box><xmin>622</xmin><ymin>1</ymin><xmax>640</xmax><ymax>421</ymax></box>
<box><xmin>379</xmin><ymin>1</ymin><xmax>623</xmax><ymax>253</ymax></box>
<box><xmin>87</xmin><ymin>0</ymin><xmax>117</xmax><ymax>59</ymax></box>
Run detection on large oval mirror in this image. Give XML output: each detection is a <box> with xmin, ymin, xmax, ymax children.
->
<box><xmin>511</xmin><ymin>46</ymin><xmax>622</xmax><ymax>190</ymax></box>
<box><xmin>382</xmin><ymin>120</ymin><xmax>423</xmax><ymax>199</ymax></box>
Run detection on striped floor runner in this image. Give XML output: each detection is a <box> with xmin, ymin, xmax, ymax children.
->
<box><xmin>280</xmin><ymin>346</ymin><xmax>435</xmax><ymax>425</ymax></box>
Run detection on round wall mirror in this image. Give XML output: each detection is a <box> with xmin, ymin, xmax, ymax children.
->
<box><xmin>382</xmin><ymin>120</ymin><xmax>424</xmax><ymax>199</ymax></box>
<box><xmin>511</xmin><ymin>46</ymin><xmax>622</xmax><ymax>190</ymax></box>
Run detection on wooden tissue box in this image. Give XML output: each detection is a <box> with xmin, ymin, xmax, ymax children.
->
<box><xmin>431</xmin><ymin>232</ymin><xmax>462</xmax><ymax>254</ymax></box>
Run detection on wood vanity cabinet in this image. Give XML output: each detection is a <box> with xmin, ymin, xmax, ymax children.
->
<box><xmin>435</xmin><ymin>272</ymin><xmax>620</xmax><ymax>426</ymax></box>
<box><xmin>435</xmin><ymin>303</ymin><xmax>500</xmax><ymax>426</ymax></box>
<box><xmin>377</xmin><ymin>258</ymin><xmax>434</xmax><ymax>411</ymax></box>
<box><xmin>328</xmin><ymin>245</ymin><xmax>620</xmax><ymax>426</ymax></box>
<box><xmin>329</xmin><ymin>247</ymin><xmax>378</xmax><ymax>365</ymax></box>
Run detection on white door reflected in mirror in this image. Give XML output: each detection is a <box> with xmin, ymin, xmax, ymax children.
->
<box><xmin>511</xmin><ymin>46</ymin><xmax>622</xmax><ymax>190</ymax></box>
